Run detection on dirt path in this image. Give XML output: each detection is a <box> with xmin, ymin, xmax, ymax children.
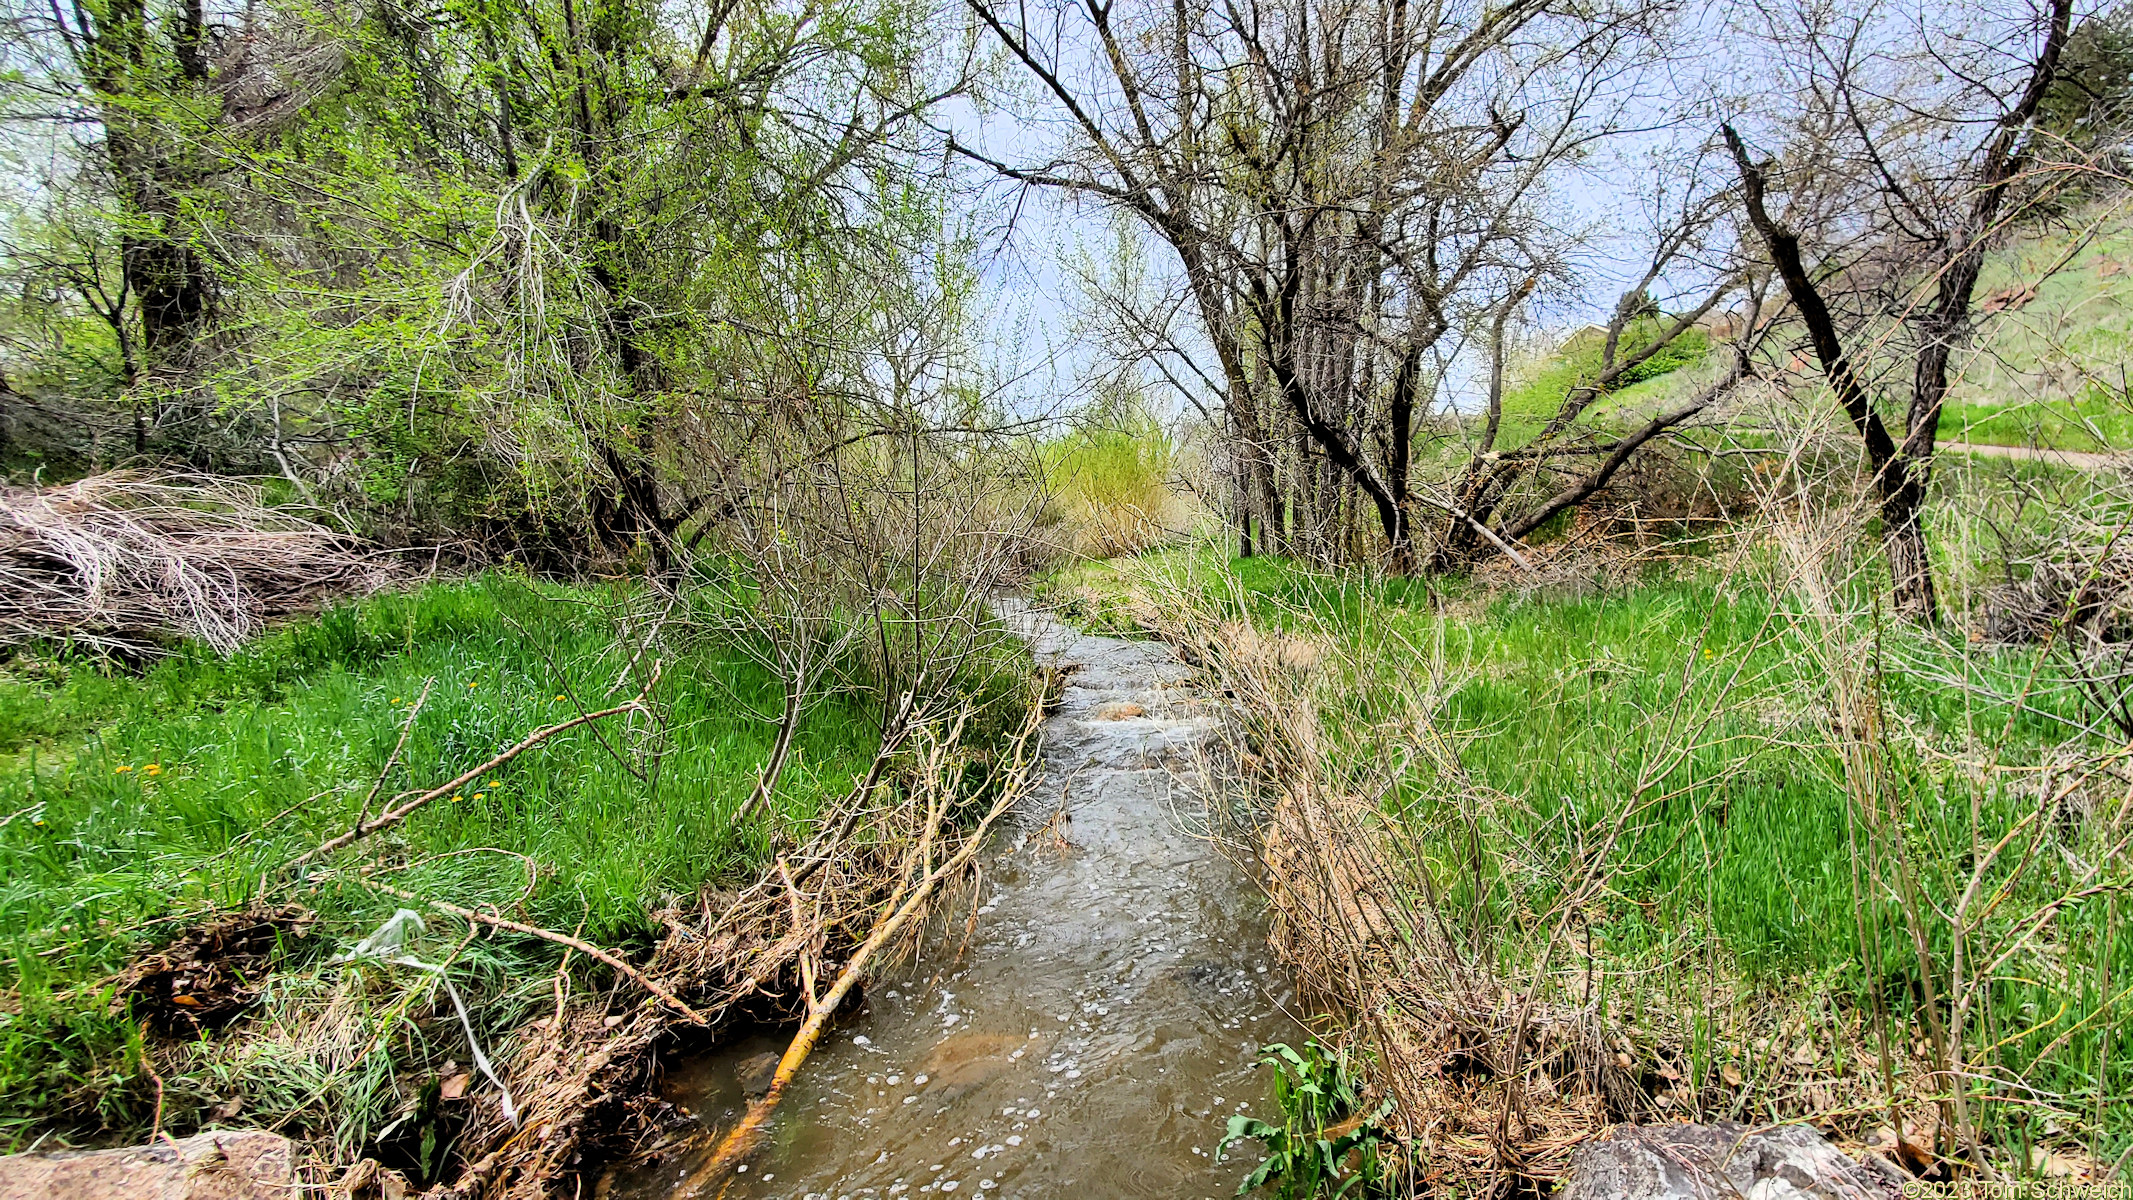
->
<box><xmin>614</xmin><ymin>601</ymin><xmax>1300</xmax><ymax>1200</ymax></box>
<box><xmin>1947</xmin><ymin>441</ymin><xmax>2125</xmax><ymax>470</ymax></box>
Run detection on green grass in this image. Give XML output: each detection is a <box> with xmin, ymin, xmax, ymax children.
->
<box><xmin>1047</xmin><ymin>547</ymin><xmax>2133</xmax><ymax>1160</ymax></box>
<box><xmin>0</xmin><ymin>574</ymin><xmax>886</xmax><ymax>1148</ymax></box>
<box><xmin>1942</xmin><ymin>212</ymin><xmax>2133</xmax><ymax>451</ymax></box>
<box><xmin>1493</xmin><ymin>316</ymin><xmax>1711</xmax><ymax>447</ymax></box>
<box><xmin>1491</xmin><ymin>205</ymin><xmax>2133</xmax><ymax>456</ymax></box>
<box><xmin>1941</xmin><ymin>382</ymin><xmax>2133</xmax><ymax>451</ymax></box>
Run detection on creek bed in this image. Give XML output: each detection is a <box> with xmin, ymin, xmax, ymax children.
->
<box><xmin>615</xmin><ymin>603</ymin><xmax>1301</xmax><ymax>1199</ymax></box>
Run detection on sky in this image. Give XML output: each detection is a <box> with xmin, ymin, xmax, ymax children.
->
<box><xmin>942</xmin><ymin>0</ymin><xmax>2087</xmax><ymax>424</ymax></box>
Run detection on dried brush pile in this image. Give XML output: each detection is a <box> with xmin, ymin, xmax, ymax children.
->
<box><xmin>1981</xmin><ymin>538</ymin><xmax>2133</xmax><ymax>645</ymax></box>
<box><xmin>1150</xmin><ymin>576</ymin><xmax>1642</xmax><ymax>1191</ymax></box>
<box><xmin>0</xmin><ymin>471</ymin><xmax>393</xmax><ymax>655</ymax></box>
<box><xmin>429</xmin><ymin>699</ymin><xmax>1043</xmax><ymax>1200</ymax></box>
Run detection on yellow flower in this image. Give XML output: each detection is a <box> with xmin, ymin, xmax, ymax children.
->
<box><xmin>555</xmin><ymin>694</ymin><xmax>567</xmax><ymax>701</ymax></box>
<box><xmin>114</xmin><ymin>765</ymin><xmax>132</xmax><ymax>773</ymax></box>
<box><xmin>144</xmin><ymin>763</ymin><xmax>162</xmax><ymax>776</ymax></box>
<box><xmin>467</xmin><ymin>681</ymin><xmax>478</xmax><ymax>689</ymax></box>
<box><xmin>450</xmin><ymin>794</ymin><xmax>463</xmax><ymax>803</ymax></box>
<box><xmin>485</xmin><ymin>779</ymin><xmax>501</xmax><ymax>788</ymax></box>
<box><xmin>472</xmin><ymin>793</ymin><xmax>485</xmax><ymax>801</ymax></box>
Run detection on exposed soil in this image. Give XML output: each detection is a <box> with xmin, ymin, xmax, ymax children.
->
<box><xmin>116</xmin><ymin>905</ymin><xmax>316</xmax><ymax>1039</ymax></box>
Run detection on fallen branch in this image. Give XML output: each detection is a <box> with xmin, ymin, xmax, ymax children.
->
<box><xmin>676</xmin><ymin>688</ymin><xmax>1043</xmax><ymax>1196</ymax></box>
<box><xmin>288</xmin><ymin>662</ymin><xmax>660</xmax><ymax>869</ymax></box>
<box><xmin>356</xmin><ymin>678</ymin><xmax>433</xmax><ymax>832</ymax></box>
<box><xmin>361</xmin><ymin>878</ymin><xmax>707</xmax><ymax>1025</ymax></box>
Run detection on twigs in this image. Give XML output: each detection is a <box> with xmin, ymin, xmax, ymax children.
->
<box><xmin>0</xmin><ymin>470</ymin><xmax>393</xmax><ymax>655</ymax></box>
<box><xmin>676</xmin><ymin>686</ymin><xmax>1044</xmax><ymax>1196</ymax></box>
<box><xmin>287</xmin><ymin>661</ymin><xmax>661</xmax><ymax>869</ymax></box>
<box><xmin>138</xmin><ymin>1031</ymin><xmax>165</xmax><ymax>1142</ymax></box>
<box><xmin>357</xmin><ymin>678</ymin><xmax>433</xmax><ymax>833</ymax></box>
<box><xmin>359</xmin><ymin>878</ymin><xmax>706</xmax><ymax>1025</ymax></box>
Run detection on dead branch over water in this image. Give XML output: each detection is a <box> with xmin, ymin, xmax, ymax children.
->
<box><xmin>676</xmin><ymin>689</ymin><xmax>1045</xmax><ymax>1196</ymax></box>
<box><xmin>422</xmin><ymin>673</ymin><xmax>1043</xmax><ymax>1199</ymax></box>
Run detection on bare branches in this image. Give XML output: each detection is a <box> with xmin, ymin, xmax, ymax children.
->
<box><xmin>288</xmin><ymin>664</ymin><xmax>662</xmax><ymax>869</ymax></box>
<box><xmin>1720</xmin><ymin>0</ymin><xmax>2082</xmax><ymax>622</ymax></box>
<box><xmin>362</xmin><ymin>878</ymin><xmax>708</xmax><ymax>1025</ymax></box>
<box><xmin>676</xmin><ymin>685</ymin><xmax>1046</xmax><ymax>1195</ymax></box>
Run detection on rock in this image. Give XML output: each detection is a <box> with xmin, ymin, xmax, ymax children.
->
<box><xmin>0</xmin><ymin>1131</ymin><xmax>296</xmax><ymax>1200</ymax></box>
<box><xmin>1562</xmin><ymin>1122</ymin><xmax>1905</xmax><ymax>1200</ymax></box>
<box><xmin>735</xmin><ymin>1051</ymin><xmax>781</xmax><ymax>1096</ymax></box>
<box><xmin>920</xmin><ymin>1033</ymin><xmax>1024</xmax><ymax>1091</ymax></box>
<box><xmin>1091</xmin><ymin>702</ymin><xmax>1146</xmax><ymax>720</ymax></box>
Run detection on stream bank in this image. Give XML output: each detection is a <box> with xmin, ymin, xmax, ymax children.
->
<box><xmin>614</xmin><ymin>601</ymin><xmax>1302</xmax><ymax>1199</ymax></box>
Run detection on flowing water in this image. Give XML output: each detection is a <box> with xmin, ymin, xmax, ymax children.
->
<box><xmin>613</xmin><ymin>603</ymin><xmax>1302</xmax><ymax>1200</ymax></box>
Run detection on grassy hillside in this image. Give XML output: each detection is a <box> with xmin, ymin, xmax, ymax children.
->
<box><xmin>1941</xmin><ymin>212</ymin><xmax>2133</xmax><ymax>450</ymax></box>
<box><xmin>1491</xmin><ymin>317</ymin><xmax>1712</xmax><ymax>448</ymax></box>
<box><xmin>1498</xmin><ymin>206</ymin><xmax>2133</xmax><ymax>453</ymax></box>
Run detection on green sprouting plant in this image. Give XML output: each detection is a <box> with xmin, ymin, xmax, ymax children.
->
<box><xmin>1217</xmin><ymin>1040</ymin><xmax>1395</xmax><ymax>1199</ymax></box>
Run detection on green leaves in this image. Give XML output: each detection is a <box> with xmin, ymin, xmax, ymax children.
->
<box><xmin>1216</xmin><ymin>1041</ymin><xmax>1396</xmax><ymax>1199</ymax></box>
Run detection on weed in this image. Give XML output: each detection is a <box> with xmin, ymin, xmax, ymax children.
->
<box><xmin>1219</xmin><ymin>1040</ymin><xmax>1395</xmax><ymax>1199</ymax></box>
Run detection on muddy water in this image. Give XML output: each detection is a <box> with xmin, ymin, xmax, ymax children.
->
<box><xmin>617</xmin><ymin>603</ymin><xmax>1301</xmax><ymax>1200</ymax></box>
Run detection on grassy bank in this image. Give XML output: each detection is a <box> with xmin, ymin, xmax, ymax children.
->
<box><xmin>1049</xmin><ymin>545</ymin><xmax>2131</xmax><ymax>1181</ymax></box>
<box><xmin>0</xmin><ymin>574</ymin><xmax>959</xmax><ymax>1160</ymax></box>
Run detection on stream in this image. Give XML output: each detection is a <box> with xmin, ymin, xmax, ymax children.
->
<box><xmin>612</xmin><ymin>602</ymin><xmax>1302</xmax><ymax>1200</ymax></box>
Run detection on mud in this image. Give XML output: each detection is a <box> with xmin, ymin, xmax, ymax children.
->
<box><xmin>118</xmin><ymin>905</ymin><xmax>315</xmax><ymax>1038</ymax></box>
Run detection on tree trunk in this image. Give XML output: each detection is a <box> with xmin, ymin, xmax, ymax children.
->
<box><xmin>1721</xmin><ymin>0</ymin><xmax>2067</xmax><ymax>626</ymax></box>
<box><xmin>1882</xmin><ymin>485</ymin><xmax>1937</xmax><ymax>622</ymax></box>
<box><xmin>123</xmin><ymin>218</ymin><xmax>213</xmax><ymax>386</ymax></box>
<box><xmin>77</xmin><ymin>0</ymin><xmax>220</xmax><ymax>435</ymax></box>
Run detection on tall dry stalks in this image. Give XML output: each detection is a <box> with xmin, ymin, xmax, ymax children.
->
<box><xmin>1143</xmin><ymin>565</ymin><xmax>1777</xmax><ymax>1191</ymax></box>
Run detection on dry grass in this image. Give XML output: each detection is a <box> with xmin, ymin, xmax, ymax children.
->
<box><xmin>1150</xmin><ymin>570</ymin><xmax>1641</xmax><ymax>1189</ymax></box>
<box><xmin>0</xmin><ymin>471</ymin><xmax>394</xmax><ymax>655</ymax></box>
<box><xmin>1126</xmin><ymin>524</ymin><xmax>2129</xmax><ymax>1193</ymax></box>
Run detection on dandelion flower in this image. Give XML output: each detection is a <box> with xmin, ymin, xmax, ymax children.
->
<box><xmin>555</xmin><ymin>694</ymin><xmax>567</xmax><ymax>701</ymax></box>
<box><xmin>450</xmin><ymin>794</ymin><xmax>463</xmax><ymax>803</ymax></box>
<box><xmin>114</xmin><ymin>765</ymin><xmax>132</xmax><ymax>773</ymax></box>
<box><xmin>473</xmin><ymin>793</ymin><xmax>485</xmax><ymax>801</ymax></box>
<box><xmin>392</xmin><ymin>697</ymin><xmax>403</xmax><ymax>705</ymax></box>
<box><xmin>485</xmin><ymin>779</ymin><xmax>501</xmax><ymax>788</ymax></box>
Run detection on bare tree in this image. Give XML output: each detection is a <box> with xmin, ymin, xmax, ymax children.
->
<box><xmin>1436</xmin><ymin>165</ymin><xmax>1774</xmax><ymax>568</ymax></box>
<box><xmin>1722</xmin><ymin>0</ymin><xmax>2078</xmax><ymax>622</ymax></box>
<box><xmin>961</xmin><ymin>0</ymin><xmax>1753</xmax><ymax>570</ymax></box>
